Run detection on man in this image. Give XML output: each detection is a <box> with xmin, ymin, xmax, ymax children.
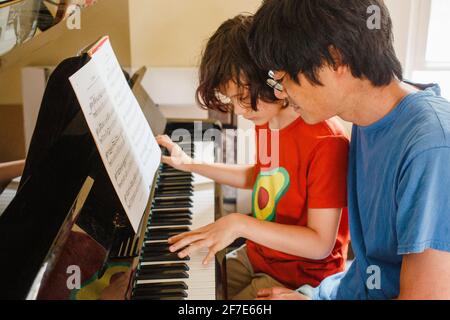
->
<box><xmin>248</xmin><ymin>0</ymin><xmax>450</xmax><ymax>300</ymax></box>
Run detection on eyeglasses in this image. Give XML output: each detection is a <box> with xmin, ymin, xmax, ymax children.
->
<box><xmin>266</xmin><ymin>70</ymin><xmax>284</xmax><ymax>93</ymax></box>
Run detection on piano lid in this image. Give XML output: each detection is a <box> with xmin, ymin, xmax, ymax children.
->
<box><xmin>26</xmin><ymin>176</ymin><xmax>94</xmax><ymax>300</ymax></box>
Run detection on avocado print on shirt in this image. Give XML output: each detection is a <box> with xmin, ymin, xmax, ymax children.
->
<box><xmin>252</xmin><ymin>167</ymin><xmax>290</xmax><ymax>222</ymax></box>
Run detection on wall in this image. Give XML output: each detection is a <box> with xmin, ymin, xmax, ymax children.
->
<box><xmin>385</xmin><ymin>0</ymin><xmax>415</xmax><ymax>69</ymax></box>
<box><xmin>128</xmin><ymin>0</ymin><xmax>262</xmax><ymax>68</ymax></box>
<box><xmin>0</xmin><ymin>0</ymin><xmax>131</xmax><ymax>106</ymax></box>
<box><xmin>0</xmin><ymin>0</ymin><xmax>132</xmax><ymax>161</ymax></box>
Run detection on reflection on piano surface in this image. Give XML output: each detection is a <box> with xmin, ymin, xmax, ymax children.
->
<box><xmin>0</xmin><ymin>55</ymin><xmax>225</xmax><ymax>299</ymax></box>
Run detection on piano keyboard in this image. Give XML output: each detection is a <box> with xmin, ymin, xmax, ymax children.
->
<box><xmin>131</xmin><ymin>141</ymin><xmax>217</xmax><ymax>300</ymax></box>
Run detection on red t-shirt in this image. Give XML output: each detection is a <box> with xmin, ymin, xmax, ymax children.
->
<box><xmin>246</xmin><ymin>116</ymin><xmax>350</xmax><ymax>289</ymax></box>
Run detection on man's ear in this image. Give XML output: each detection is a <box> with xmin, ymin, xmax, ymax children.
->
<box><xmin>328</xmin><ymin>46</ymin><xmax>347</xmax><ymax>75</ymax></box>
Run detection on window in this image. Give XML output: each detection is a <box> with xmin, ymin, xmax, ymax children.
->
<box><xmin>408</xmin><ymin>0</ymin><xmax>450</xmax><ymax>99</ymax></box>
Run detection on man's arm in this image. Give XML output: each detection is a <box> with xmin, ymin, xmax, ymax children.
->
<box><xmin>398</xmin><ymin>249</ymin><xmax>450</xmax><ymax>299</ymax></box>
<box><xmin>0</xmin><ymin>160</ymin><xmax>25</xmax><ymax>186</ymax></box>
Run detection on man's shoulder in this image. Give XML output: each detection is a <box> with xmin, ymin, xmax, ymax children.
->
<box><xmin>400</xmin><ymin>90</ymin><xmax>450</xmax><ymax>156</ymax></box>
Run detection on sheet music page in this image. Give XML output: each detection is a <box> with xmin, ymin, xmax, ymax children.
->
<box><xmin>69</xmin><ymin>37</ymin><xmax>161</xmax><ymax>232</ymax></box>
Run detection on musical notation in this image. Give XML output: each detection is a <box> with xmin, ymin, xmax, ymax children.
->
<box><xmin>69</xmin><ymin>36</ymin><xmax>161</xmax><ymax>232</ymax></box>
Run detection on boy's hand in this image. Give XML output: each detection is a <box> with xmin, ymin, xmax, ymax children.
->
<box><xmin>168</xmin><ymin>213</ymin><xmax>243</xmax><ymax>265</ymax></box>
<box><xmin>256</xmin><ymin>287</ymin><xmax>311</xmax><ymax>300</ymax></box>
<box><xmin>156</xmin><ymin>135</ymin><xmax>195</xmax><ymax>172</ymax></box>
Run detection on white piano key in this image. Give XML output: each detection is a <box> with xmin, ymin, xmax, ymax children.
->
<box><xmin>134</xmin><ymin>141</ymin><xmax>217</xmax><ymax>300</ymax></box>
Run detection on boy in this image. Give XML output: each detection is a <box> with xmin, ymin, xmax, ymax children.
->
<box><xmin>157</xmin><ymin>15</ymin><xmax>350</xmax><ymax>300</ymax></box>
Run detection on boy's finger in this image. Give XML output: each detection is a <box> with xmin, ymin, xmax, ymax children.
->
<box><xmin>156</xmin><ymin>135</ymin><xmax>174</xmax><ymax>150</ymax></box>
<box><xmin>169</xmin><ymin>233</ymin><xmax>205</xmax><ymax>252</ymax></box>
<box><xmin>202</xmin><ymin>246</ymin><xmax>218</xmax><ymax>265</ymax></box>
<box><xmin>161</xmin><ymin>155</ymin><xmax>173</xmax><ymax>165</ymax></box>
<box><xmin>177</xmin><ymin>240</ymin><xmax>208</xmax><ymax>258</ymax></box>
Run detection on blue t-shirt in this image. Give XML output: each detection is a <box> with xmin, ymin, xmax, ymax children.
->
<box><xmin>313</xmin><ymin>83</ymin><xmax>450</xmax><ymax>300</ymax></box>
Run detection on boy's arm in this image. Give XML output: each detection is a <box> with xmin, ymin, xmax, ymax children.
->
<box><xmin>239</xmin><ymin>208</ymin><xmax>342</xmax><ymax>260</ymax></box>
<box><xmin>186</xmin><ymin>163</ymin><xmax>256</xmax><ymax>190</ymax></box>
<box><xmin>168</xmin><ymin>208</ymin><xmax>342</xmax><ymax>265</ymax></box>
<box><xmin>157</xmin><ymin>135</ymin><xmax>255</xmax><ymax>189</ymax></box>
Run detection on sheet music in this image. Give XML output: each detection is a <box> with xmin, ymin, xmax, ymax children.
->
<box><xmin>69</xmin><ymin>37</ymin><xmax>161</xmax><ymax>232</ymax></box>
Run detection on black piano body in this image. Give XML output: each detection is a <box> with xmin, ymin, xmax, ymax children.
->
<box><xmin>0</xmin><ymin>55</ymin><xmax>225</xmax><ymax>300</ymax></box>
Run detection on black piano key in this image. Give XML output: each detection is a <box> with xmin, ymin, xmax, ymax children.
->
<box><xmin>158</xmin><ymin>181</ymin><xmax>193</xmax><ymax>186</ymax></box>
<box><xmin>145</xmin><ymin>227</ymin><xmax>190</xmax><ymax>240</ymax></box>
<box><xmin>145</xmin><ymin>233</ymin><xmax>171</xmax><ymax>241</ymax></box>
<box><xmin>151</xmin><ymin>212</ymin><xmax>192</xmax><ymax>219</ymax></box>
<box><xmin>133</xmin><ymin>287</ymin><xmax>186</xmax><ymax>297</ymax></box>
<box><xmin>157</xmin><ymin>181</ymin><xmax>193</xmax><ymax>187</ymax></box>
<box><xmin>154</xmin><ymin>191</ymin><xmax>193</xmax><ymax>197</ymax></box>
<box><xmin>151</xmin><ymin>210</ymin><xmax>191</xmax><ymax>216</ymax></box>
<box><xmin>153</xmin><ymin>192</ymin><xmax>191</xmax><ymax>201</ymax></box>
<box><xmin>149</xmin><ymin>219</ymin><xmax>192</xmax><ymax>227</ymax></box>
<box><xmin>140</xmin><ymin>245</ymin><xmax>172</xmax><ymax>255</ymax></box>
<box><xmin>136</xmin><ymin>270</ymin><xmax>189</xmax><ymax>280</ymax></box>
<box><xmin>159</xmin><ymin>172</ymin><xmax>192</xmax><ymax>177</ymax></box>
<box><xmin>152</xmin><ymin>203</ymin><xmax>192</xmax><ymax>209</ymax></box>
<box><xmin>151</xmin><ymin>209</ymin><xmax>192</xmax><ymax>216</ymax></box>
<box><xmin>158</xmin><ymin>176</ymin><xmax>192</xmax><ymax>181</ymax></box>
<box><xmin>152</xmin><ymin>202</ymin><xmax>192</xmax><ymax>209</ymax></box>
<box><xmin>132</xmin><ymin>292</ymin><xmax>187</xmax><ymax>300</ymax></box>
<box><xmin>150</xmin><ymin>215</ymin><xmax>192</xmax><ymax>222</ymax></box>
<box><xmin>155</xmin><ymin>190</ymin><xmax>193</xmax><ymax>196</ymax></box>
<box><xmin>157</xmin><ymin>180</ymin><xmax>193</xmax><ymax>186</ymax></box>
<box><xmin>133</xmin><ymin>292</ymin><xmax>184</xmax><ymax>301</ymax></box>
<box><xmin>138</xmin><ymin>263</ymin><xmax>190</xmax><ymax>272</ymax></box>
<box><xmin>134</xmin><ymin>281</ymin><xmax>188</xmax><ymax>292</ymax></box>
<box><xmin>156</xmin><ymin>185</ymin><xmax>193</xmax><ymax>191</ymax></box>
<box><xmin>153</xmin><ymin>199</ymin><xmax>192</xmax><ymax>204</ymax></box>
<box><xmin>140</xmin><ymin>252</ymin><xmax>190</xmax><ymax>262</ymax></box>
<box><xmin>161</xmin><ymin>165</ymin><xmax>189</xmax><ymax>171</ymax></box>
<box><xmin>141</xmin><ymin>243</ymin><xmax>172</xmax><ymax>253</ymax></box>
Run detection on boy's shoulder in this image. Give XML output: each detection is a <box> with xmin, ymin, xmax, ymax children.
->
<box><xmin>275</xmin><ymin>116</ymin><xmax>350</xmax><ymax>158</ymax></box>
<box><xmin>296</xmin><ymin>117</ymin><xmax>350</xmax><ymax>148</ymax></box>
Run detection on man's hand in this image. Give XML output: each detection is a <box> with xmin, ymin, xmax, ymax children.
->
<box><xmin>256</xmin><ymin>287</ymin><xmax>310</xmax><ymax>300</ymax></box>
<box><xmin>156</xmin><ymin>135</ymin><xmax>195</xmax><ymax>172</ymax></box>
<box><xmin>168</xmin><ymin>213</ymin><xmax>243</xmax><ymax>265</ymax></box>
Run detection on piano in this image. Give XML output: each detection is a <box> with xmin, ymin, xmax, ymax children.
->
<box><xmin>0</xmin><ymin>55</ymin><xmax>226</xmax><ymax>300</ymax></box>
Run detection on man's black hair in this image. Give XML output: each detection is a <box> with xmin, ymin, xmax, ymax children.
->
<box><xmin>248</xmin><ymin>0</ymin><xmax>403</xmax><ymax>87</ymax></box>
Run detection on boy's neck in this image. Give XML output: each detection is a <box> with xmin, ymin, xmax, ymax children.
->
<box><xmin>340</xmin><ymin>79</ymin><xmax>419</xmax><ymax>127</ymax></box>
<box><xmin>269</xmin><ymin>106</ymin><xmax>300</xmax><ymax>130</ymax></box>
